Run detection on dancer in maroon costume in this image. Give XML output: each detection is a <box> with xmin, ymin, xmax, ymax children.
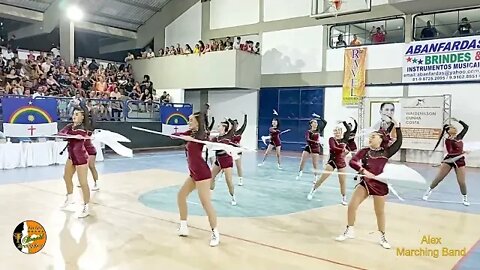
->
<box><xmin>307</xmin><ymin>121</ymin><xmax>351</xmax><ymax>205</ymax></box>
<box><xmin>210</xmin><ymin>119</ymin><xmax>237</xmax><ymax>205</ymax></box>
<box><xmin>84</xmin><ymin>125</ymin><xmax>99</xmax><ymax>191</ymax></box>
<box><xmin>259</xmin><ymin>118</ymin><xmax>282</xmax><ymax>169</ymax></box>
<box><xmin>59</xmin><ymin>104</ymin><xmax>92</xmax><ymax>218</ymax></box>
<box><xmin>231</xmin><ymin>114</ymin><xmax>247</xmax><ymax>186</ymax></box>
<box><xmin>335</xmin><ymin>117</ymin><xmax>402</xmax><ymax>249</ymax></box>
<box><xmin>423</xmin><ymin>119</ymin><xmax>470</xmax><ymax>206</ymax></box>
<box><xmin>346</xmin><ymin>118</ymin><xmax>358</xmax><ymax>153</ymax></box>
<box><xmin>174</xmin><ymin>111</ymin><xmax>219</xmax><ymax>247</ymax></box>
<box><xmin>296</xmin><ymin>116</ymin><xmax>327</xmax><ymax>180</ymax></box>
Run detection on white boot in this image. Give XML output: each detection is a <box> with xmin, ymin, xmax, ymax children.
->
<box><xmin>177</xmin><ymin>220</ymin><xmax>189</xmax><ymax>236</ymax></box>
<box><xmin>296</xmin><ymin>171</ymin><xmax>303</xmax><ymax>180</ymax></box>
<box><xmin>379</xmin><ymin>232</ymin><xmax>391</xmax><ymax>249</ymax></box>
<box><xmin>231</xmin><ymin>195</ymin><xmax>237</xmax><ymax>206</ymax></box>
<box><xmin>341</xmin><ymin>195</ymin><xmax>348</xmax><ymax>206</ymax></box>
<box><xmin>60</xmin><ymin>194</ymin><xmax>74</xmax><ymax>209</ymax></box>
<box><xmin>307</xmin><ymin>188</ymin><xmax>316</xmax><ymax>200</ymax></box>
<box><xmin>335</xmin><ymin>226</ymin><xmax>355</xmax><ymax>241</ymax></box>
<box><xmin>76</xmin><ymin>204</ymin><xmax>90</xmax><ymax>218</ymax></box>
<box><xmin>422</xmin><ymin>188</ymin><xmax>432</xmax><ymax>201</ymax></box>
<box><xmin>210</xmin><ymin>228</ymin><xmax>220</xmax><ymax>247</ymax></box>
<box><xmin>91</xmin><ymin>181</ymin><xmax>99</xmax><ymax>191</ymax></box>
<box><xmin>463</xmin><ymin>195</ymin><xmax>470</xmax><ymax>206</ymax></box>
<box><xmin>238</xmin><ymin>177</ymin><xmax>243</xmax><ymax>186</ymax></box>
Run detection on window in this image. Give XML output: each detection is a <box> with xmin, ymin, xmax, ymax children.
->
<box><xmin>329</xmin><ymin>17</ymin><xmax>405</xmax><ymax>49</ymax></box>
<box><xmin>413</xmin><ymin>7</ymin><xmax>480</xmax><ymax>41</ymax></box>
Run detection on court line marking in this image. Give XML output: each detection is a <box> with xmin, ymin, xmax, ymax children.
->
<box><xmin>15</xmin><ymin>183</ymin><xmax>368</xmax><ymax>270</ymax></box>
<box><xmin>452</xmin><ymin>238</ymin><xmax>480</xmax><ymax>270</ymax></box>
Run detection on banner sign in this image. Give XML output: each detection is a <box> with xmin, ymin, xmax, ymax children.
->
<box><xmin>364</xmin><ymin>96</ymin><xmax>444</xmax><ymax>150</ymax></box>
<box><xmin>402</xmin><ymin>36</ymin><xmax>480</xmax><ymax>83</ymax></box>
<box><xmin>342</xmin><ymin>48</ymin><xmax>367</xmax><ymax>106</ymax></box>
<box><xmin>2</xmin><ymin>97</ymin><xmax>58</xmax><ymax>137</ymax></box>
<box><xmin>160</xmin><ymin>103</ymin><xmax>193</xmax><ymax>134</ymax></box>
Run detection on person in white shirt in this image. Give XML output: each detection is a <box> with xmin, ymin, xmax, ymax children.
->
<box><xmin>125</xmin><ymin>53</ymin><xmax>134</xmax><ymax>62</ymax></box>
<box><xmin>146</xmin><ymin>48</ymin><xmax>155</xmax><ymax>59</ymax></box>
<box><xmin>233</xmin><ymin>37</ymin><xmax>242</xmax><ymax>50</ymax></box>
<box><xmin>51</xmin><ymin>46</ymin><xmax>60</xmax><ymax>57</ymax></box>
<box><xmin>42</xmin><ymin>60</ymin><xmax>52</xmax><ymax>73</ymax></box>
<box><xmin>5</xmin><ymin>49</ymin><xmax>14</xmax><ymax>60</ymax></box>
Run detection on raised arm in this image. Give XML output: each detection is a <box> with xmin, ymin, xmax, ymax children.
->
<box><xmin>456</xmin><ymin>120</ymin><xmax>468</xmax><ymax>140</ymax></box>
<box><xmin>386</xmin><ymin>127</ymin><xmax>402</xmax><ymax>158</ymax></box>
<box><xmin>236</xmin><ymin>114</ymin><xmax>247</xmax><ymax>135</ymax></box>
<box><xmin>318</xmin><ymin>117</ymin><xmax>327</xmax><ymax>133</ymax></box>
<box><xmin>351</xmin><ymin>119</ymin><xmax>358</xmax><ymax>135</ymax></box>
<box><xmin>208</xmin><ymin>117</ymin><xmax>215</xmax><ymax>131</ymax></box>
<box><xmin>341</xmin><ymin>121</ymin><xmax>352</xmax><ymax>143</ymax></box>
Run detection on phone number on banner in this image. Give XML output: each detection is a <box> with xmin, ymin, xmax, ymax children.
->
<box><xmin>410</xmin><ymin>70</ymin><xmax>480</xmax><ymax>82</ymax></box>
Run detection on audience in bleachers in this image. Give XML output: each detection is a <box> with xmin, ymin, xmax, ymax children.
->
<box><xmin>0</xmin><ymin>47</ymin><xmax>171</xmax><ymax>121</ymax></box>
<box><xmin>130</xmin><ymin>36</ymin><xmax>261</xmax><ymax>61</ymax></box>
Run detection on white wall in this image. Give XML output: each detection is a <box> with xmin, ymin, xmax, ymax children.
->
<box><xmin>263</xmin><ymin>0</ymin><xmax>310</xmax><ymax>22</ymax></box>
<box><xmin>261</xmin><ymin>26</ymin><xmax>324</xmax><ymax>74</ymax></box>
<box><xmin>165</xmin><ymin>2</ymin><xmax>202</xmax><ymax>48</ymax></box>
<box><xmin>208</xmin><ymin>90</ymin><xmax>259</xmax><ymax>150</ymax></box>
<box><xmin>326</xmin><ymin>43</ymin><xmax>404</xmax><ymax>71</ymax></box>
<box><xmin>184</xmin><ymin>90</ymin><xmax>202</xmax><ymax>111</ymax></box>
<box><xmin>408</xmin><ymin>84</ymin><xmax>480</xmax><ymax>167</ymax></box>
<box><xmin>372</xmin><ymin>0</ymin><xmax>389</xmax><ymax>5</ymax></box>
<box><xmin>210</xmin><ymin>0</ymin><xmax>259</xmax><ymax>29</ymax></box>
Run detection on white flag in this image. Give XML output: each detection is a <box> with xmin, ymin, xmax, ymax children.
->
<box><xmin>3</xmin><ymin>123</ymin><xmax>58</xmax><ymax>137</ymax></box>
<box><xmin>162</xmin><ymin>124</ymin><xmax>189</xmax><ymax>135</ymax></box>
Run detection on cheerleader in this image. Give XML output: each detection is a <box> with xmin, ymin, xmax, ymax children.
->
<box><xmin>203</xmin><ymin>103</ymin><xmax>215</xmax><ymax>164</ymax></box>
<box><xmin>346</xmin><ymin>118</ymin><xmax>358</xmax><ymax>153</ymax></box>
<box><xmin>210</xmin><ymin>119</ymin><xmax>237</xmax><ymax>205</ymax></box>
<box><xmin>175</xmin><ymin>112</ymin><xmax>219</xmax><ymax>247</ymax></box>
<box><xmin>232</xmin><ymin>114</ymin><xmax>247</xmax><ymax>186</ymax></box>
<box><xmin>84</xmin><ymin>115</ymin><xmax>99</xmax><ymax>191</ymax></box>
<box><xmin>258</xmin><ymin>118</ymin><xmax>282</xmax><ymax>169</ymax></box>
<box><xmin>423</xmin><ymin>119</ymin><xmax>469</xmax><ymax>206</ymax></box>
<box><xmin>335</xmin><ymin>118</ymin><xmax>402</xmax><ymax>249</ymax></box>
<box><xmin>307</xmin><ymin>121</ymin><xmax>351</xmax><ymax>205</ymax></box>
<box><xmin>59</xmin><ymin>104</ymin><xmax>92</xmax><ymax>218</ymax></box>
<box><xmin>296</xmin><ymin>116</ymin><xmax>327</xmax><ymax>180</ymax></box>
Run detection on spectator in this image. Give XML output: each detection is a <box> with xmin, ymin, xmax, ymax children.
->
<box><xmin>146</xmin><ymin>48</ymin><xmax>155</xmax><ymax>59</ymax></box>
<box><xmin>350</xmin><ymin>34</ymin><xmax>361</xmax><ymax>46</ymax></box>
<box><xmin>5</xmin><ymin>48</ymin><xmax>14</xmax><ymax>60</ymax></box>
<box><xmin>125</xmin><ymin>52</ymin><xmax>134</xmax><ymax>62</ymax></box>
<box><xmin>420</xmin><ymin>21</ymin><xmax>438</xmax><ymax>39</ymax></box>
<box><xmin>160</xmin><ymin>91</ymin><xmax>169</xmax><ymax>103</ymax></box>
<box><xmin>193</xmin><ymin>44</ymin><xmax>200</xmax><ymax>54</ymax></box>
<box><xmin>233</xmin><ymin>37</ymin><xmax>241</xmax><ymax>50</ymax></box>
<box><xmin>51</xmin><ymin>45</ymin><xmax>60</xmax><ymax>57</ymax></box>
<box><xmin>184</xmin><ymin>44</ymin><xmax>193</xmax><ymax>54</ymax></box>
<box><xmin>157</xmin><ymin>49</ymin><xmax>164</xmax><ymax>57</ymax></box>
<box><xmin>454</xmin><ymin>17</ymin><xmax>473</xmax><ymax>36</ymax></box>
<box><xmin>225</xmin><ymin>42</ymin><xmax>233</xmax><ymax>50</ymax></box>
<box><xmin>165</xmin><ymin>47</ymin><xmax>170</xmax><ymax>56</ymax></box>
<box><xmin>198</xmin><ymin>40</ymin><xmax>205</xmax><ymax>52</ymax></box>
<box><xmin>254</xmin><ymin>42</ymin><xmax>261</xmax><ymax>54</ymax></box>
<box><xmin>176</xmin><ymin>43</ymin><xmax>183</xmax><ymax>55</ymax></box>
<box><xmin>169</xmin><ymin>45</ymin><xmax>176</xmax><ymax>56</ymax></box>
<box><xmin>336</xmin><ymin>34</ymin><xmax>347</xmax><ymax>48</ymax></box>
<box><xmin>370</xmin><ymin>25</ymin><xmax>386</xmax><ymax>44</ymax></box>
<box><xmin>27</xmin><ymin>50</ymin><xmax>36</xmax><ymax>61</ymax></box>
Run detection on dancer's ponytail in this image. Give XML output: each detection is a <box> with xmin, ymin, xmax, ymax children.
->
<box><xmin>433</xmin><ymin>124</ymin><xmax>449</xmax><ymax>152</ymax></box>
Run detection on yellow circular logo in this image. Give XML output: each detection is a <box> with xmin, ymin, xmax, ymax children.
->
<box><xmin>13</xmin><ymin>220</ymin><xmax>47</xmax><ymax>254</ymax></box>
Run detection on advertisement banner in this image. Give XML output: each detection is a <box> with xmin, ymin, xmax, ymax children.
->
<box><xmin>402</xmin><ymin>36</ymin><xmax>480</xmax><ymax>83</ymax></box>
<box><xmin>342</xmin><ymin>48</ymin><xmax>367</xmax><ymax>106</ymax></box>
<box><xmin>364</xmin><ymin>96</ymin><xmax>444</xmax><ymax>150</ymax></box>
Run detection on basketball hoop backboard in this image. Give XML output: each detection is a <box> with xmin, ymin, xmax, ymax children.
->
<box><xmin>311</xmin><ymin>0</ymin><xmax>371</xmax><ymax>18</ymax></box>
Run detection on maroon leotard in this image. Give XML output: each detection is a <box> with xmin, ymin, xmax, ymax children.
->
<box><xmin>443</xmin><ymin>121</ymin><xmax>468</xmax><ymax>168</ymax></box>
<box><xmin>212</xmin><ymin>137</ymin><xmax>234</xmax><ymax>169</ymax></box>
<box><xmin>349</xmin><ymin>127</ymin><xmax>402</xmax><ymax>196</ymax></box>
<box><xmin>269</xmin><ymin>127</ymin><xmax>281</xmax><ymax>147</ymax></box>
<box><xmin>304</xmin><ymin>130</ymin><xmax>321</xmax><ymax>154</ymax></box>
<box><xmin>327</xmin><ymin>122</ymin><xmax>351</xmax><ymax>169</ymax></box>
<box><xmin>84</xmin><ymin>131</ymin><xmax>97</xmax><ymax>156</ymax></box>
<box><xmin>59</xmin><ymin>124</ymin><xmax>89</xmax><ymax>166</ymax></box>
<box><xmin>176</xmin><ymin>130</ymin><xmax>212</xmax><ymax>181</ymax></box>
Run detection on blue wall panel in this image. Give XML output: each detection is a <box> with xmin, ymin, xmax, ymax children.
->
<box><xmin>258</xmin><ymin>87</ymin><xmax>325</xmax><ymax>151</ymax></box>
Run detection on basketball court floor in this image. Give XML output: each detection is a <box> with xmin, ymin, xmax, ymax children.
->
<box><xmin>1</xmin><ymin>150</ymin><xmax>479</xmax><ymax>270</ymax></box>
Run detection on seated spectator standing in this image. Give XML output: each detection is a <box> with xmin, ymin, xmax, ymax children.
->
<box><xmin>454</xmin><ymin>17</ymin><xmax>473</xmax><ymax>36</ymax></box>
<box><xmin>420</xmin><ymin>21</ymin><xmax>438</xmax><ymax>39</ymax></box>
<box><xmin>350</xmin><ymin>34</ymin><xmax>361</xmax><ymax>46</ymax></box>
<box><xmin>336</xmin><ymin>34</ymin><xmax>347</xmax><ymax>48</ymax></box>
<box><xmin>370</xmin><ymin>25</ymin><xmax>386</xmax><ymax>44</ymax></box>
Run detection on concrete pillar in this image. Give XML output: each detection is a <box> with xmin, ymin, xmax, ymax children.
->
<box><xmin>59</xmin><ymin>18</ymin><xmax>74</xmax><ymax>65</ymax></box>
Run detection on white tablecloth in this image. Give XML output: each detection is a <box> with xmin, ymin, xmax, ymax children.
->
<box><xmin>0</xmin><ymin>141</ymin><xmax>103</xmax><ymax>170</ymax></box>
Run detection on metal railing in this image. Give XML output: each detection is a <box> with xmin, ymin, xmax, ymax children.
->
<box><xmin>0</xmin><ymin>94</ymin><xmax>170</xmax><ymax>122</ymax></box>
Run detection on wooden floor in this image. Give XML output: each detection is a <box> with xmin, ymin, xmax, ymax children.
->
<box><xmin>1</xmin><ymin>152</ymin><xmax>479</xmax><ymax>270</ymax></box>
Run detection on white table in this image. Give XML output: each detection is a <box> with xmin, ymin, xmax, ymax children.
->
<box><xmin>0</xmin><ymin>141</ymin><xmax>103</xmax><ymax>170</ymax></box>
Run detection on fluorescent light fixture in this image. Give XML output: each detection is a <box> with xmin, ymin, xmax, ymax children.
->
<box><xmin>66</xmin><ymin>5</ymin><xmax>83</xmax><ymax>22</ymax></box>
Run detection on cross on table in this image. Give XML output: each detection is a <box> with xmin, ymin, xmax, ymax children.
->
<box><xmin>28</xmin><ymin>126</ymin><xmax>36</xmax><ymax>136</ymax></box>
<box><xmin>174</xmin><ymin>126</ymin><xmax>179</xmax><ymax>133</ymax></box>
